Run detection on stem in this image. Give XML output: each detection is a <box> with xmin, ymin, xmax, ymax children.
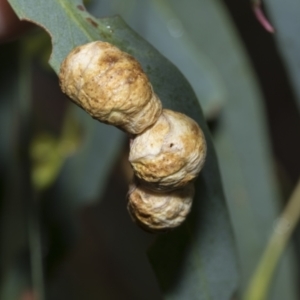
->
<box><xmin>244</xmin><ymin>179</ymin><xmax>300</xmax><ymax>300</ymax></box>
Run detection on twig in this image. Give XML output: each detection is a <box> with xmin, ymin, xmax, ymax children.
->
<box><xmin>244</xmin><ymin>179</ymin><xmax>300</xmax><ymax>300</ymax></box>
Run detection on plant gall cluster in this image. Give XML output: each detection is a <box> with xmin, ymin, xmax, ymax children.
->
<box><xmin>59</xmin><ymin>41</ymin><xmax>207</xmax><ymax>232</ymax></box>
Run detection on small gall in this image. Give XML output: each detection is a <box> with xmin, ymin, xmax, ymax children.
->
<box><xmin>129</xmin><ymin>109</ymin><xmax>207</xmax><ymax>191</ymax></box>
<box><xmin>59</xmin><ymin>41</ymin><xmax>162</xmax><ymax>134</ymax></box>
<box><xmin>128</xmin><ymin>182</ymin><xmax>194</xmax><ymax>232</ymax></box>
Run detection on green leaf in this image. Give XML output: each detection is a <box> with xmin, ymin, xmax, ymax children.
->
<box><xmin>0</xmin><ymin>257</ymin><xmax>31</xmax><ymax>300</ymax></box>
<box><xmin>0</xmin><ymin>41</ymin><xmax>45</xmax><ymax>300</ymax></box>
<box><xmin>8</xmin><ymin>0</ymin><xmax>239</xmax><ymax>298</ymax></box>
<box><xmin>9</xmin><ymin>0</ymin><xmax>125</xmax><ymax>236</ymax></box>
<box><xmin>244</xmin><ymin>179</ymin><xmax>300</xmax><ymax>300</ymax></box>
<box><xmin>155</xmin><ymin>0</ymin><xmax>296</xmax><ymax>299</ymax></box>
<box><xmin>0</xmin><ymin>43</ymin><xmax>30</xmax><ymax>299</ymax></box>
<box><xmin>264</xmin><ymin>0</ymin><xmax>300</xmax><ymax>110</ymax></box>
<box><xmin>0</xmin><ymin>44</ymin><xmax>19</xmax><ymax>174</ymax></box>
<box><xmin>89</xmin><ymin>0</ymin><xmax>226</xmax><ymax>119</ymax></box>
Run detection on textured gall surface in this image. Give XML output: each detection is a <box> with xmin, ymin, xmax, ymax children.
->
<box><xmin>127</xmin><ymin>182</ymin><xmax>194</xmax><ymax>232</ymax></box>
<box><xmin>129</xmin><ymin>109</ymin><xmax>207</xmax><ymax>191</ymax></box>
<box><xmin>59</xmin><ymin>41</ymin><xmax>162</xmax><ymax>134</ymax></box>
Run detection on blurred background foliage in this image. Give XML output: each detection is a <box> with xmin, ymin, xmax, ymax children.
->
<box><xmin>1</xmin><ymin>0</ymin><xmax>300</xmax><ymax>299</ymax></box>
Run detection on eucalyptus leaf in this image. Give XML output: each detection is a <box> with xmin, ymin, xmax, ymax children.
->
<box><xmin>8</xmin><ymin>0</ymin><xmax>238</xmax><ymax>298</ymax></box>
<box><xmin>90</xmin><ymin>0</ymin><xmax>298</xmax><ymax>296</ymax></box>
<box><xmin>158</xmin><ymin>0</ymin><xmax>297</xmax><ymax>299</ymax></box>
<box><xmin>0</xmin><ymin>256</ymin><xmax>31</xmax><ymax>300</ymax></box>
<box><xmin>9</xmin><ymin>0</ymin><xmax>125</xmax><ymax>235</ymax></box>
<box><xmin>264</xmin><ymin>0</ymin><xmax>300</xmax><ymax>110</ymax></box>
<box><xmin>0</xmin><ymin>44</ymin><xmax>18</xmax><ymax>175</ymax></box>
<box><xmin>89</xmin><ymin>0</ymin><xmax>226</xmax><ymax>119</ymax></box>
<box><xmin>0</xmin><ymin>43</ymin><xmax>31</xmax><ymax>299</ymax></box>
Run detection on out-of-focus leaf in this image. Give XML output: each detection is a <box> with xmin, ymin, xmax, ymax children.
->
<box><xmin>264</xmin><ymin>0</ymin><xmax>300</xmax><ymax>110</ymax></box>
<box><xmin>8</xmin><ymin>0</ymin><xmax>239</xmax><ymax>298</ymax></box>
<box><xmin>244</xmin><ymin>179</ymin><xmax>300</xmax><ymax>300</ymax></box>
<box><xmin>24</xmin><ymin>32</ymin><xmax>53</xmax><ymax>71</ymax></box>
<box><xmin>30</xmin><ymin>113</ymin><xmax>82</xmax><ymax>191</ymax></box>
<box><xmin>0</xmin><ymin>257</ymin><xmax>31</xmax><ymax>300</ymax></box>
<box><xmin>214</xmin><ymin>130</ymin><xmax>296</xmax><ymax>299</ymax></box>
<box><xmin>0</xmin><ymin>43</ymin><xmax>30</xmax><ymax>299</ymax></box>
<box><xmin>0</xmin><ymin>44</ymin><xmax>18</xmax><ymax>175</ymax></box>
<box><xmin>156</xmin><ymin>0</ymin><xmax>296</xmax><ymax>299</ymax></box>
<box><xmin>9</xmin><ymin>0</ymin><xmax>125</xmax><ymax>237</ymax></box>
<box><xmin>89</xmin><ymin>0</ymin><xmax>226</xmax><ymax>119</ymax></box>
<box><xmin>0</xmin><ymin>41</ymin><xmax>45</xmax><ymax>300</ymax></box>
<box><xmin>92</xmin><ymin>0</ymin><xmax>297</xmax><ymax>296</ymax></box>
<box><xmin>31</xmin><ymin>133</ymin><xmax>63</xmax><ymax>191</ymax></box>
